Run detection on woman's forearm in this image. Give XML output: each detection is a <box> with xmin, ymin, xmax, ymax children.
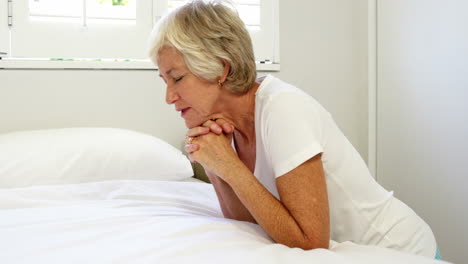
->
<box><xmin>206</xmin><ymin>171</ymin><xmax>257</xmax><ymax>224</ymax></box>
<box><xmin>188</xmin><ymin>131</ymin><xmax>329</xmax><ymax>249</ymax></box>
<box><xmin>222</xmin><ymin>164</ymin><xmax>329</xmax><ymax>250</ymax></box>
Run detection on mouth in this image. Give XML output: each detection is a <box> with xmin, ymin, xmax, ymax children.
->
<box><xmin>177</xmin><ymin>107</ymin><xmax>190</xmax><ymax>118</ymax></box>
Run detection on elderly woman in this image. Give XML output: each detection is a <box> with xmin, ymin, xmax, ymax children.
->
<box><xmin>148</xmin><ymin>0</ymin><xmax>438</xmax><ymax>259</ymax></box>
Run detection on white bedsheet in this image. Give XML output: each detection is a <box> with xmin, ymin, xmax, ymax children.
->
<box><xmin>0</xmin><ymin>180</ymin><xmax>449</xmax><ymax>264</ymax></box>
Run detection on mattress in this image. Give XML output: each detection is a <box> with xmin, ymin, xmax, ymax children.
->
<box><xmin>0</xmin><ymin>179</ymin><xmax>448</xmax><ymax>264</ymax></box>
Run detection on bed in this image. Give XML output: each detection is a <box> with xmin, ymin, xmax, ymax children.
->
<box><xmin>0</xmin><ymin>128</ymin><xmax>449</xmax><ymax>264</ymax></box>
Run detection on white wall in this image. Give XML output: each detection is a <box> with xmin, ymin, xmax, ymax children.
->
<box><xmin>0</xmin><ymin>70</ymin><xmax>188</xmax><ymax>149</ymax></box>
<box><xmin>377</xmin><ymin>1</ymin><xmax>468</xmax><ymax>263</ymax></box>
<box><xmin>0</xmin><ymin>1</ymin><xmax>369</xmax><ymax>158</ymax></box>
<box><xmin>275</xmin><ymin>0</ymin><xmax>369</xmax><ymax>160</ymax></box>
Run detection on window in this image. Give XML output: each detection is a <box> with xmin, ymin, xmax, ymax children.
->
<box><xmin>2</xmin><ymin>0</ymin><xmax>152</xmax><ymax>59</ymax></box>
<box><xmin>167</xmin><ymin>0</ymin><xmax>259</xmax><ymax>30</ymax></box>
<box><xmin>162</xmin><ymin>0</ymin><xmax>279</xmax><ymax>63</ymax></box>
<box><xmin>29</xmin><ymin>0</ymin><xmax>137</xmax><ymax>24</ymax></box>
<box><xmin>0</xmin><ymin>0</ymin><xmax>279</xmax><ymax>65</ymax></box>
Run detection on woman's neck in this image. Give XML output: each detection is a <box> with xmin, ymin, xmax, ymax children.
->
<box><xmin>213</xmin><ymin>82</ymin><xmax>260</xmax><ymax>145</ymax></box>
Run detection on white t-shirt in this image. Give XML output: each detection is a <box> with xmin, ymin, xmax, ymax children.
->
<box><xmin>249</xmin><ymin>75</ymin><xmax>437</xmax><ymax>257</ymax></box>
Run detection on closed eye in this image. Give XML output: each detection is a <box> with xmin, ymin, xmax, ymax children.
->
<box><xmin>175</xmin><ymin>75</ymin><xmax>185</xmax><ymax>83</ymax></box>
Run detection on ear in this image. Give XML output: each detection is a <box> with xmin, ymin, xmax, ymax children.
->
<box><xmin>219</xmin><ymin>59</ymin><xmax>231</xmax><ymax>84</ymax></box>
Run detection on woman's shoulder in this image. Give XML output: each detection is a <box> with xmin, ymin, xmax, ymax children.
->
<box><xmin>256</xmin><ymin>75</ymin><xmax>308</xmax><ymax>99</ymax></box>
<box><xmin>256</xmin><ymin>76</ymin><xmax>327</xmax><ymax>116</ymax></box>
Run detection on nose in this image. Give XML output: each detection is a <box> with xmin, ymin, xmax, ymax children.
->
<box><xmin>165</xmin><ymin>84</ymin><xmax>179</xmax><ymax>105</ymax></box>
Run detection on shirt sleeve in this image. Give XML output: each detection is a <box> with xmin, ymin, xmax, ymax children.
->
<box><xmin>261</xmin><ymin>91</ymin><xmax>325</xmax><ymax>178</ymax></box>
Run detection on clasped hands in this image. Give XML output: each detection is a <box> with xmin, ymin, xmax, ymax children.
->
<box><xmin>184</xmin><ymin>119</ymin><xmax>239</xmax><ymax>178</ymax></box>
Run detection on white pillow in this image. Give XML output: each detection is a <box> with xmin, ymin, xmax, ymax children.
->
<box><xmin>0</xmin><ymin>128</ymin><xmax>193</xmax><ymax>188</ymax></box>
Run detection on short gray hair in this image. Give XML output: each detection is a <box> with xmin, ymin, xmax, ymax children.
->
<box><xmin>148</xmin><ymin>0</ymin><xmax>256</xmax><ymax>94</ymax></box>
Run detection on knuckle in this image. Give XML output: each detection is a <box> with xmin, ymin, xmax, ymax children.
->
<box><xmin>187</xmin><ymin>127</ymin><xmax>207</xmax><ymax>137</ymax></box>
<box><xmin>187</xmin><ymin>129</ymin><xmax>197</xmax><ymax>137</ymax></box>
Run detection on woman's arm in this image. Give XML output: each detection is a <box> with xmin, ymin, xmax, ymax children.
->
<box><xmin>185</xmin><ymin>119</ymin><xmax>256</xmax><ymax>223</ymax></box>
<box><xmin>205</xmin><ymin>170</ymin><xmax>257</xmax><ymax>223</ymax></box>
<box><xmin>227</xmin><ymin>153</ymin><xmax>329</xmax><ymax>249</ymax></box>
<box><xmin>252</xmin><ymin>155</ymin><xmax>330</xmax><ymax>249</ymax></box>
<box><xmin>189</xmin><ymin>132</ymin><xmax>330</xmax><ymax>250</ymax></box>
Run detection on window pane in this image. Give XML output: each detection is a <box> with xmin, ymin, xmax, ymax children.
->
<box><xmin>234</xmin><ymin>0</ymin><xmax>260</xmax><ymax>5</ymax></box>
<box><xmin>28</xmin><ymin>0</ymin><xmax>137</xmax><ymax>23</ymax></box>
<box><xmin>168</xmin><ymin>0</ymin><xmax>187</xmax><ymax>12</ymax></box>
<box><xmin>29</xmin><ymin>0</ymin><xmax>82</xmax><ymax>19</ymax></box>
<box><xmin>167</xmin><ymin>0</ymin><xmax>260</xmax><ymax>29</ymax></box>
<box><xmin>237</xmin><ymin>5</ymin><xmax>260</xmax><ymax>26</ymax></box>
<box><xmin>86</xmin><ymin>0</ymin><xmax>136</xmax><ymax>21</ymax></box>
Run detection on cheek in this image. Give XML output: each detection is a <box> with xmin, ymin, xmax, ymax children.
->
<box><xmin>182</xmin><ymin>81</ymin><xmax>218</xmax><ymax>119</ymax></box>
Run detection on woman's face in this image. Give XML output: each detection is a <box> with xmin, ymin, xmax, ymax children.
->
<box><xmin>157</xmin><ymin>47</ymin><xmax>221</xmax><ymax>128</ymax></box>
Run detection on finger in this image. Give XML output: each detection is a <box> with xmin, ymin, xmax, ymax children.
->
<box><xmin>188</xmin><ymin>153</ymin><xmax>196</xmax><ymax>163</ymax></box>
<box><xmin>186</xmin><ymin>126</ymin><xmax>210</xmax><ymax>137</ymax></box>
<box><xmin>210</xmin><ymin>123</ymin><xmax>223</xmax><ymax>134</ymax></box>
<box><xmin>185</xmin><ymin>136</ymin><xmax>193</xmax><ymax>145</ymax></box>
<box><xmin>202</xmin><ymin>120</ymin><xmax>223</xmax><ymax>135</ymax></box>
<box><xmin>202</xmin><ymin>119</ymin><xmax>215</xmax><ymax>127</ymax></box>
<box><xmin>215</xmin><ymin>119</ymin><xmax>234</xmax><ymax>134</ymax></box>
<box><xmin>184</xmin><ymin>143</ymin><xmax>200</xmax><ymax>154</ymax></box>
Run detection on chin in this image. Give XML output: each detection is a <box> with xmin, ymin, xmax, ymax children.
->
<box><xmin>183</xmin><ymin>113</ymin><xmax>207</xmax><ymax>129</ymax></box>
<box><xmin>184</xmin><ymin>118</ymin><xmax>201</xmax><ymax>129</ymax></box>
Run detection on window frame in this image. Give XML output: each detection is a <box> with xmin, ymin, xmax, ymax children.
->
<box><xmin>0</xmin><ymin>0</ymin><xmax>280</xmax><ymax>71</ymax></box>
<box><xmin>6</xmin><ymin>0</ymin><xmax>153</xmax><ymax>59</ymax></box>
<box><xmin>0</xmin><ymin>0</ymin><xmax>11</xmax><ymax>56</ymax></box>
